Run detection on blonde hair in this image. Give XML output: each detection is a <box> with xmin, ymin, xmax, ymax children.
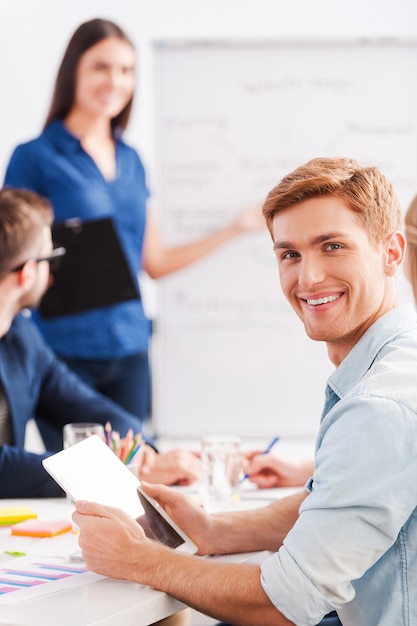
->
<box><xmin>405</xmin><ymin>195</ymin><xmax>417</xmax><ymax>303</ymax></box>
<box><xmin>263</xmin><ymin>157</ymin><xmax>402</xmax><ymax>246</ymax></box>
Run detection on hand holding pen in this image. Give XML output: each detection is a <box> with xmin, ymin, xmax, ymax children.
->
<box><xmin>241</xmin><ymin>436</ymin><xmax>281</xmax><ymax>485</ymax></box>
<box><xmin>242</xmin><ymin>437</ymin><xmax>315</xmax><ymax>489</ymax></box>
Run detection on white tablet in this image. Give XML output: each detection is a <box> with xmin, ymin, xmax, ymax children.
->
<box><xmin>42</xmin><ymin>435</ymin><xmax>197</xmax><ymax>553</ymax></box>
<box><xmin>42</xmin><ymin>435</ymin><xmax>142</xmax><ymax>518</ymax></box>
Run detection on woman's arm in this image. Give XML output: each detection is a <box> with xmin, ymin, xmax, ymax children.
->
<box><xmin>142</xmin><ymin>205</ymin><xmax>265</xmax><ymax>279</ymax></box>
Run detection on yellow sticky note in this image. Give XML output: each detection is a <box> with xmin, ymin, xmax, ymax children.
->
<box><xmin>0</xmin><ymin>506</ymin><xmax>37</xmax><ymax>526</ymax></box>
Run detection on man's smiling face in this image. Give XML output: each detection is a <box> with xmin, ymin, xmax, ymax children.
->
<box><xmin>271</xmin><ymin>195</ymin><xmax>399</xmax><ymax>366</ymax></box>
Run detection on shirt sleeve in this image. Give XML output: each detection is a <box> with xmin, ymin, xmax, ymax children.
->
<box><xmin>3</xmin><ymin>143</ymin><xmax>44</xmax><ymax>194</ymax></box>
<box><xmin>0</xmin><ymin>446</ymin><xmax>64</xmax><ymax>498</ymax></box>
<box><xmin>260</xmin><ymin>393</ymin><xmax>417</xmax><ymax>625</ymax></box>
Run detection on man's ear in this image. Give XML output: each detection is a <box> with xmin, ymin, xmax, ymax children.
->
<box><xmin>384</xmin><ymin>231</ymin><xmax>406</xmax><ymax>277</ymax></box>
<box><xmin>17</xmin><ymin>260</ymin><xmax>37</xmax><ymax>290</ymax></box>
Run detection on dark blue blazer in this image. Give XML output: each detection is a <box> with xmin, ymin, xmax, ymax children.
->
<box><xmin>0</xmin><ymin>313</ymin><xmax>143</xmax><ymax>498</ymax></box>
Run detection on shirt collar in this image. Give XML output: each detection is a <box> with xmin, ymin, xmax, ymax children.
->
<box><xmin>328</xmin><ymin>303</ymin><xmax>417</xmax><ymax>401</ymax></box>
<box><xmin>43</xmin><ymin>119</ymin><xmax>81</xmax><ymax>154</ymax></box>
<box><xmin>44</xmin><ymin>119</ymin><xmax>122</xmax><ymax>155</ymax></box>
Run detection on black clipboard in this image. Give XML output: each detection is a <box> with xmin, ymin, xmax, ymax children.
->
<box><xmin>39</xmin><ymin>217</ymin><xmax>140</xmax><ymax>319</ymax></box>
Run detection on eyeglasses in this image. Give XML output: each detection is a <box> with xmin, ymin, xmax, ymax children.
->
<box><xmin>10</xmin><ymin>246</ymin><xmax>66</xmax><ymax>273</ymax></box>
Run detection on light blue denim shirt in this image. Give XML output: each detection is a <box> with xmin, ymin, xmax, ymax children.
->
<box><xmin>261</xmin><ymin>304</ymin><xmax>417</xmax><ymax>625</ymax></box>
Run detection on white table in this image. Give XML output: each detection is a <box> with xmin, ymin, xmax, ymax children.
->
<box><xmin>0</xmin><ymin>498</ymin><xmax>188</xmax><ymax>626</ymax></box>
<box><xmin>0</xmin><ymin>494</ymin><xmax>282</xmax><ymax>626</ymax></box>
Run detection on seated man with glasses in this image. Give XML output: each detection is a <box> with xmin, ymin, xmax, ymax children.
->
<box><xmin>10</xmin><ymin>244</ymin><xmax>66</xmax><ymax>274</ymax></box>
<box><xmin>0</xmin><ymin>187</ymin><xmax>201</xmax><ymax>498</ymax></box>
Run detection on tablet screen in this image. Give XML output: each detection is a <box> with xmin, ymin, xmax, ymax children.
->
<box><xmin>137</xmin><ymin>490</ymin><xmax>185</xmax><ymax>549</ymax></box>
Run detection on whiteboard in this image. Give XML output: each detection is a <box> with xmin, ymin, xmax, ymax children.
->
<box><xmin>151</xmin><ymin>39</ymin><xmax>417</xmax><ymax>439</ymax></box>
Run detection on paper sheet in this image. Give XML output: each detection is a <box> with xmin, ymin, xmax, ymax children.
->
<box><xmin>0</xmin><ymin>555</ymin><xmax>103</xmax><ymax>604</ymax></box>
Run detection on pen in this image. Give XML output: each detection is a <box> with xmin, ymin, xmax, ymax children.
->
<box><xmin>261</xmin><ymin>436</ymin><xmax>280</xmax><ymax>455</ymax></box>
<box><xmin>240</xmin><ymin>436</ymin><xmax>280</xmax><ymax>483</ymax></box>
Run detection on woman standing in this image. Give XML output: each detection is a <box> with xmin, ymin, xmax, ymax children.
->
<box><xmin>4</xmin><ymin>18</ymin><xmax>262</xmax><ymax>431</ymax></box>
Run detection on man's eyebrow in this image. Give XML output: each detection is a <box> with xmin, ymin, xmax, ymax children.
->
<box><xmin>273</xmin><ymin>231</ymin><xmax>350</xmax><ymax>250</ymax></box>
<box><xmin>273</xmin><ymin>240</ymin><xmax>293</xmax><ymax>250</ymax></box>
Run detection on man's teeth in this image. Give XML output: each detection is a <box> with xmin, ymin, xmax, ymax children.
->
<box><xmin>307</xmin><ymin>295</ymin><xmax>340</xmax><ymax>306</ymax></box>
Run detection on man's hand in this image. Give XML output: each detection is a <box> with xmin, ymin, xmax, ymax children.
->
<box><xmin>242</xmin><ymin>451</ymin><xmax>314</xmax><ymax>488</ymax></box>
<box><xmin>73</xmin><ymin>501</ymin><xmax>153</xmax><ymax>581</ymax></box>
<box><xmin>73</xmin><ymin>481</ymin><xmax>214</xmax><ymax>567</ymax></box>
<box><xmin>139</xmin><ymin>482</ymin><xmax>213</xmax><ymax>555</ymax></box>
<box><xmin>138</xmin><ymin>447</ymin><xmax>201</xmax><ymax>486</ymax></box>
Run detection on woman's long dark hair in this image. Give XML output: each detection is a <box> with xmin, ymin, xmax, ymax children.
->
<box><xmin>44</xmin><ymin>18</ymin><xmax>135</xmax><ymax>133</ymax></box>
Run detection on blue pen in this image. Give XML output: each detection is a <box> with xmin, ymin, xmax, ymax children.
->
<box><xmin>240</xmin><ymin>436</ymin><xmax>280</xmax><ymax>483</ymax></box>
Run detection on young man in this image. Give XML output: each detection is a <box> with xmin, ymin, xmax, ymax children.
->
<box><xmin>0</xmin><ymin>187</ymin><xmax>201</xmax><ymax>498</ymax></box>
<box><xmin>73</xmin><ymin>157</ymin><xmax>417</xmax><ymax>625</ymax></box>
